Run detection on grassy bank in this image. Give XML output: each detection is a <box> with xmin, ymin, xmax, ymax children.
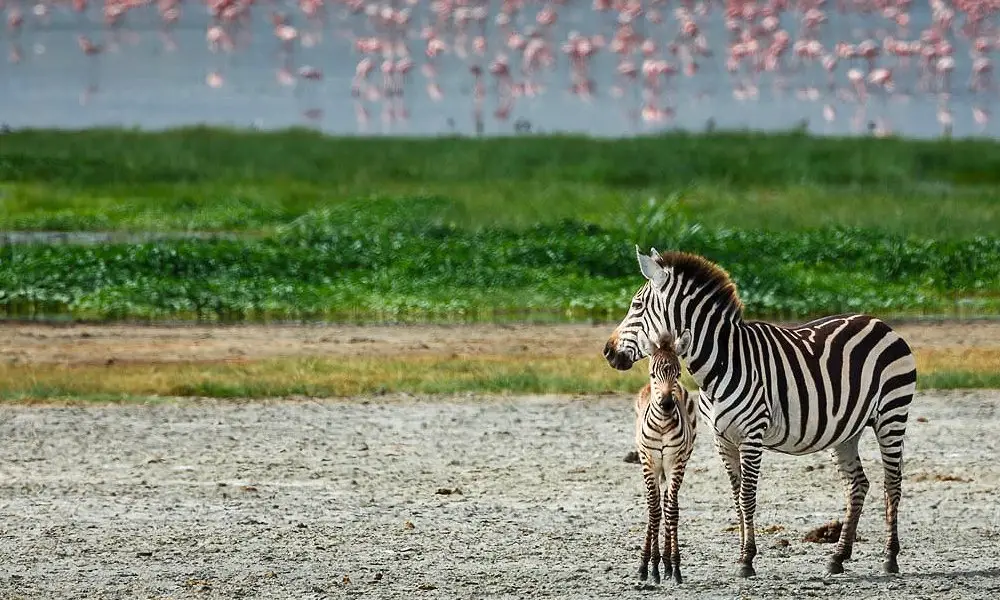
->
<box><xmin>3</xmin><ymin>196</ymin><xmax>1000</xmax><ymax>321</ymax></box>
<box><xmin>1</xmin><ymin>128</ymin><xmax>999</xmax><ymax>237</ymax></box>
<box><xmin>2</xmin><ymin>128</ymin><xmax>1000</xmax><ymax>323</ymax></box>
<box><xmin>1</xmin><ymin>204</ymin><xmax>1000</xmax><ymax>321</ymax></box>
<box><xmin>1</xmin><ymin>346</ymin><xmax>996</xmax><ymax>402</ymax></box>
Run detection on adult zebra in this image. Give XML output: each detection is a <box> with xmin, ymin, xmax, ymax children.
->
<box><xmin>603</xmin><ymin>248</ymin><xmax>917</xmax><ymax>578</ymax></box>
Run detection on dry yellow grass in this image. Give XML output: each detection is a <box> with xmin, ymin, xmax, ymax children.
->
<box><xmin>0</xmin><ymin>346</ymin><xmax>997</xmax><ymax>402</ymax></box>
<box><xmin>914</xmin><ymin>347</ymin><xmax>1000</xmax><ymax>373</ymax></box>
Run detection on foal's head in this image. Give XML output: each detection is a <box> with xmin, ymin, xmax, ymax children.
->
<box><xmin>648</xmin><ymin>331</ymin><xmax>691</xmax><ymax>413</ymax></box>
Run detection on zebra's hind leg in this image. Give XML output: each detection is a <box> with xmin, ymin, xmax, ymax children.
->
<box><xmin>638</xmin><ymin>455</ymin><xmax>663</xmax><ymax>584</ymax></box>
<box><xmin>875</xmin><ymin>403</ymin><xmax>909</xmax><ymax>575</ymax></box>
<box><xmin>827</xmin><ymin>435</ymin><xmax>870</xmax><ymax>575</ymax></box>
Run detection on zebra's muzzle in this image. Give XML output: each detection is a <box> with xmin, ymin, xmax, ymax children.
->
<box><xmin>603</xmin><ymin>341</ymin><xmax>634</xmax><ymax>371</ymax></box>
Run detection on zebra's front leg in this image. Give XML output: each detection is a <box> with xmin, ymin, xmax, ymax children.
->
<box><xmin>828</xmin><ymin>435</ymin><xmax>870</xmax><ymax>575</ymax></box>
<box><xmin>638</xmin><ymin>457</ymin><xmax>663</xmax><ymax>584</ymax></box>
<box><xmin>714</xmin><ymin>438</ymin><xmax>745</xmax><ymax>571</ymax></box>
<box><xmin>664</xmin><ymin>464</ymin><xmax>687</xmax><ymax>584</ymax></box>
<box><xmin>736</xmin><ymin>438</ymin><xmax>763</xmax><ymax>578</ymax></box>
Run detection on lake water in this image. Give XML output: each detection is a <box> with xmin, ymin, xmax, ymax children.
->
<box><xmin>0</xmin><ymin>0</ymin><xmax>996</xmax><ymax>138</ymax></box>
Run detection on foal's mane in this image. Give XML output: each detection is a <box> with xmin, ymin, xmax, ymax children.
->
<box><xmin>650</xmin><ymin>331</ymin><xmax>678</xmax><ymax>359</ymax></box>
<box><xmin>654</xmin><ymin>251</ymin><xmax>744</xmax><ymax>317</ymax></box>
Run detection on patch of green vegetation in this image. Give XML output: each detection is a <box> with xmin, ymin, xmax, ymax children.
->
<box><xmin>5</xmin><ymin>127</ymin><xmax>1000</xmax><ymax>187</ymax></box>
<box><xmin>2</xmin><ymin>128</ymin><xmax>1000</xmax><ymax>238</ymax></box>
<box><xmin>916</xmin><ymin>371</ymin><xmax>1000</xmax><ymax>390</ymax></box>
<box><xmin>2</xmin><ymin>196</ymin><xmax>1000</xmax><ymax>322</ymax></box>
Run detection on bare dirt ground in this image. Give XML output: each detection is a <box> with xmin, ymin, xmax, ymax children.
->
<box><xmin>1</xmin><ymin>390</ymin><xmax>999</xmax><ymax>600</ymax></box>
<box><xmin>2</xmin><ymin>320</ymin><xmax>1000</xmax><ymax>365</ymax></box>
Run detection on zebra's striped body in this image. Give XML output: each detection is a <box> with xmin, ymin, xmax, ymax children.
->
<box><xmin>604</xmin><ymin>248</ymin><xmax>917</xmax><ymax>578</ymax></box>
<box><xmin>634</xmin><ymin>331</ymin><xmax>698</xmax><ymax>585</ymax></box>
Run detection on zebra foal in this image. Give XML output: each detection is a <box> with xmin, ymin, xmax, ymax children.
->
<box><xmin>604</xmin><ymin>248</ymin><xmax>917</xmax><ymax>578</ymax></box>
<box><xmin>634</xmin><ymin>330</ymin><xmax>698</xmax><ymax>585</ymax></box>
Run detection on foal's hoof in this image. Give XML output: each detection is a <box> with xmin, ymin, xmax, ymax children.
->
<box><xmin>737</xmin><ymin>564</ymin><xmax>756</xmax><ymax>578</ymax></box>
<box><xmin>827</xmin><ymin>559</ymin><xmax>845</xmax><ymax>575</ymax></box>
<box><xmin>883</xmin><ymin>557</ymin><xmax>899</xmax><ymax>575</ymax></box>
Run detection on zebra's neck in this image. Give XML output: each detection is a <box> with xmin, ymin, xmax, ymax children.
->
<box><xmin>646</xmin><ymin>399</ymin><xmax>679</xmax><ymax>428</ymax></box>
<box><xmin>675</xmin><ymin>296</ymin><xmax>744</xmax><ymax>399</ymax></box>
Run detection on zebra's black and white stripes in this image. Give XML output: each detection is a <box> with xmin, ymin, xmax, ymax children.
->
<box><xmin>633</xmin><ymin>330</ymin><xmax>698</xmax><ymax>585</ymax></box>
<box><xmin>604</xmin><ymin>247</ymin><xmax>917</xmax><ymax>577</ymax></box>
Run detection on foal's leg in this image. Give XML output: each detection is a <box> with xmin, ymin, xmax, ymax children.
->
<box><xmin>638</xmin><ymin>454</ymin><xmax>663</xmax><ymax>583</ymax></box>
<box><xmin>664</xmin><ymin>461</ymin><xmax>688</xmax><ymax>583</ymax></box>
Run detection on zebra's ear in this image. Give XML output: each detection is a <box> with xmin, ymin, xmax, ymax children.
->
<box><xmin>636</xmin><ymin>246</ymin><xmax>668</xmax><ymax>289</ymax></box>
<box><xmin>675</xmin><ymin>329</ymin><xmax>693</xmax><ymax>355</ymax></box>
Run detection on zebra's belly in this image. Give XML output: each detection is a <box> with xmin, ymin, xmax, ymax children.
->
<box><xmin>762</xmin><ymin>416</ymin><xmax>873</xmax><ymax>455</ymax></box>
<box><xmin>638</xmin><ymin>442</ymin><xmax>687</xmax><ymax>476</ymax></box>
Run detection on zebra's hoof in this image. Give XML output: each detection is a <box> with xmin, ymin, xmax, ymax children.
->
<box><xmin>673</xmin><ymin>568</ymin><xmax>683</xmax><ymax>584</ymax></box>
<box><xmin>883</xmin><ymin>557</ymin><xmax>899</xmax><ymax>574</ymax></box>
<box><xmin>651</xmin><ymin>566</ymin><xmax>661</xmax><ymax>584</ymax></box>
<box><xmin>736</xmin><ymin>564</ymin><xmax>756</xmax><ymax>578</ymax></box>
<box><xmin>638</xmin><ymin>564</ymin><xmax>648</xmax><ymax>581</ymax></box>
<box><xmin>827</xmin><ymin>560</ymin><xmax>845</xmax><ymax>575</ymax></box>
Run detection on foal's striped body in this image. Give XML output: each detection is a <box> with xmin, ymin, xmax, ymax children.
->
<box><xmin>634</xmin><ymin>331</ymin><xmax>698</xmax><ymax>585</ymax></box>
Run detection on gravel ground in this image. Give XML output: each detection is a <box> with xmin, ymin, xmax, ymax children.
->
<box><xmin>1</xmin><ymin>391</ymin><xmax>999</xmax><ymax>600</ymax></box>
<box><xmin>3</xmin><ymin>321</ymin><xmax>999</xmax><ymax>366</ymax></box>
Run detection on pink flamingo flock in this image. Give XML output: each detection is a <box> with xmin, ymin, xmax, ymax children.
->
<box><xmin>2</xmin><ymin>0</ymin><xmax>998</xmax><ymax>135</ymax></box>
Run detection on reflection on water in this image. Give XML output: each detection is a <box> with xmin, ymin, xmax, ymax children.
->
<box><xmin>0</xmin><ymin>0</ymin><xmax>997</xmax><ymax>138</ymax></box>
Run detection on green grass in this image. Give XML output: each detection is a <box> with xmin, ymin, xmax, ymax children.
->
<box><xmin>2</xmin><ymin>127</ymin><xmax>1000</xmax><ymax>237</ymax></box>
<box><xmin>3</xmin><ymin>194</ymin><xmax>1000</xmax><ymax>322</ymax></box>
<box><xmin>917</xmin><ymin>371</ymin><xmax>1000</xmax><ymax>389</ymax></box>
<box><xmin>6</xmin><ymin>127</ymin><xmax>1000</xmax><ymax>187</ymax></box>
<box><xmin>3</xmin><ymin>127</ymin><xmax>1000</xmax><ymax>323</ymax></box>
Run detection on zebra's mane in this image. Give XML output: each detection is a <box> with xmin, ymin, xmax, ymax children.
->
<box><xmin>654</xmin><ymin>251</ymin><xmax>744</xmax><ymax>317</ymax></box>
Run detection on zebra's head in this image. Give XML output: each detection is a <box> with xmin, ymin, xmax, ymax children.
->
<box><xmin>603</xmin><ymin>245</ymin><xmax>689</xmax><ymax>371</ymax></box>
<box><xmin>648</xmin><ymin>330</ymin><xmax>691</xmax><ymax>412</ymax></box>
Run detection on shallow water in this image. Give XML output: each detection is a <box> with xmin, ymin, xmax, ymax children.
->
<box><xmin>1</xmin><ymin>0</ymin><xmax>997</xmax><ymax>138</ymax></box>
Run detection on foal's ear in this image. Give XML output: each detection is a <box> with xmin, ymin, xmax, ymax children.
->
<box><xmin>675</xmin><ymin>329</ymin><xmax>693</xmax><ymax>355</ymax></box>
<box><xmin>636</xmin><ymin>246</ymin><xmax>668</xmax><ymax>289</ymax></box>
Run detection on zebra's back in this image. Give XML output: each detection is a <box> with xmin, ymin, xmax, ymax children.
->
<box><xmin>739</xmin><ymin>313</ymin><xmax>916</xmax><ymax>455</ymax></box>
